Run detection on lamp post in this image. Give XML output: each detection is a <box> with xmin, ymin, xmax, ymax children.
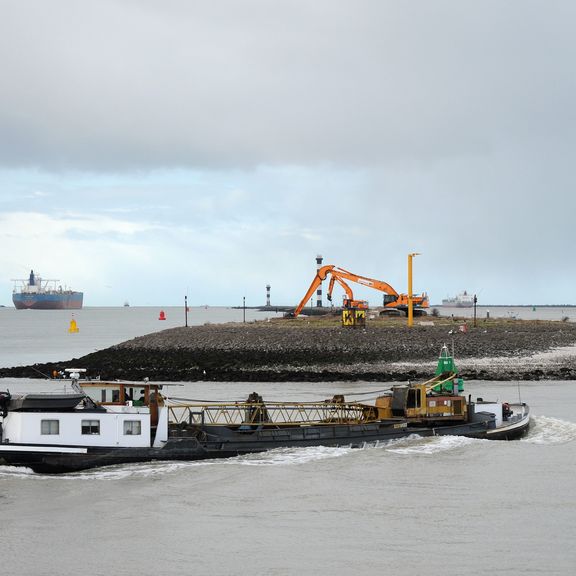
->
<box><xmin>407</xmin><ymin>252</ymin><xmax>420</xmax><ymax>327</ymax></box>
<box><xmin>185</xmin><ymin>295</ymin><xmax>188</xmax><ymax>327</ymax></box>
<box><xmin>243</xmin><ymin>296</ymin><xmax>246</xmax><ymax>323</ymax></box>
<box><xmin>473</xmin><ymin>294</ymin><xmax>478</xmax><ymax>327</ymax></box>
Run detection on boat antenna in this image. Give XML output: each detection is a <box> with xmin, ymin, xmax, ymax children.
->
<box><xmin>517</xmin><ymin>380</ymin><xmax>522</xmax><ymax>404</ymax></box>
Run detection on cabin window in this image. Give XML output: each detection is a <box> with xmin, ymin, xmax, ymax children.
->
<box><xmin>123</xmin><ymin>420</ymin><xmax>142</xmax><ymax>435</ymax></box>
<box><xmin>133</xmin><ymin>389</ymin><xmax>146</xmax><ymax>406</ymax></box>
<box><xmin>41</xmin><ymin>419</ymin><xmax>60</xmax><ymax>435</ymax></box>
<box><xmin>84</xmin><ymin>388</ymin><xmax>102</xmax><ymax>403</ymax></box>
<box><xmin>86</xmin><ymin>387</ymin><xmax>121</xmax><ymax>403</ymax></box>
<box><xmin>81</xmin><ymin>420</ymin><xmax>100</xmax><ymax>435</ymax></box>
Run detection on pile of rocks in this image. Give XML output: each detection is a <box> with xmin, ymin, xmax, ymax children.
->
<box><xmin>3</xmin><ymin>319</ymin><xmax>576</xmax><ymax>381</ymax></box>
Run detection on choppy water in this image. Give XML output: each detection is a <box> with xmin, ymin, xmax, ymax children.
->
<box><xmin>1</xmin><ymin>307</ymin><xmax>575</xmax><ymax>575</ymax></box>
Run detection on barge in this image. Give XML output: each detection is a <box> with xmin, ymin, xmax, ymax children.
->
<box><xmin>0</xmin><ymin>348</ymin><xmax>530</xmax><ymax>474</ymax></box>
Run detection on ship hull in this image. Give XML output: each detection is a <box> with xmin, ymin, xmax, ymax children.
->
<box><xmin>0</xmin><ymin>413</ymin><xmax>530</xmax><ymax>474</ymax></box>
<box><xmin>0</xmin><ymin>440</ymin><xmax>213</xmax><ymax>474</ymax></box>
<box><xmin>13</xmin><ymin>292</ymin><xmax>83</xmax><ymax>310</ymax></box>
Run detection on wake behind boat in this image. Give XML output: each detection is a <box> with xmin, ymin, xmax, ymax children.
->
<box><xmin>0</xmin><ymin>348</ymin><xmax>530</xmax><ymax>474</ymax></box>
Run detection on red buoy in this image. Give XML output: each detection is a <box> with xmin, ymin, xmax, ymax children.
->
<box><xmin>159</xmin><ymin>310</ymin><xmax>166</xmax><ymax>320</ymax></box>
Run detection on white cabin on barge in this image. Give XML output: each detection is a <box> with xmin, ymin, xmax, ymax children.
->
<box><xmin>0</xmin><ymin>371</ymin><xmax>169</xmax><ymax>451</ymax></box>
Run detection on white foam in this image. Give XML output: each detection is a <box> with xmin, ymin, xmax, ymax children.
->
<box><xmin>385</xmin><ymin>434</ymin><xmax>483</xmax><ymax>455</ymax></box>
<box><xmin>63</xmin><ymin>459</ymin><xmax>231</xmax><ymax>480</ymax></box>
<box><xmin>235</xmin><ymin>445</ymin><xmax>355</xmax><ymax>466</ymax></box>
<box><xmin>0</xmin><ymin>465</ymin><xmax>36</xmax><ymax>478</ymax></box>
<box><xmin>522</xmin><ymin>416</ymin><xmax>576</xmax><ymax>445</ymax></box>
<box><xmin>0</xmin><ymin>437</ymin><xmax>479</xmax><ymax>478</ymax></box>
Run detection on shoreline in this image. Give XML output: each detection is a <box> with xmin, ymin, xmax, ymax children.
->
<box><xmin>1</xmin><ymin>317</ymin><xmax>576</xmax><ymax>382</ymax></box>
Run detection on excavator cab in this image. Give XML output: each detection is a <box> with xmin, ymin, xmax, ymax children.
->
<box><xmin>343</xmin><ymin>298</ymin><xmax>368</xmax><ymax>310</ymax></box>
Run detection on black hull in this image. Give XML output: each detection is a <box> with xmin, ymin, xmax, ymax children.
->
<box><xmin>0</xmin><ymin>439</ymin><xmax>211</xmax><ymax>474</ymax></box>
<box><xmin>0</xmin><ymin>413</ymin><xmax>531</xmax><ymax>474</ymax></box>
<box><xmin>485</xmin><ymin>417</ymin><xmax>531</xmax><ymax>441</ymax></box>
<box><xmin>199</xmin><ymin>419</ymin><xmax>495</xmax><ymax>454</ymax></box>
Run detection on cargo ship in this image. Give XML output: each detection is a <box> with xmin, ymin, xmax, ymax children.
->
<box><xmin>442</xmin><ymin>290</ymin><xmax>475</xmax><ymax>307</ymax></box>
<box><xmin>12</xmin><ymin>270</ymin><xmax>83</xmax><ymax>310</ymax></box>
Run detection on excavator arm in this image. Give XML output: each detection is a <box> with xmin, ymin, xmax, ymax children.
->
<box><xmin>327</xmin><ymin>275</ymin><xmax>368</xmax><ymax>310</ymax></box>
<box><xmin>291</xmin><ymin>265</ymin><xmax>336</xmax><ymax>317</ymax></box>
<box><xmin>327</xmin><ymin>275</ymin><xmax>354</xmax><ymax>302</ymax></box>
<box><xmin>328</xmin><ymin>266</ymin><xmax>399</xmax><ymax>297</ymax></box>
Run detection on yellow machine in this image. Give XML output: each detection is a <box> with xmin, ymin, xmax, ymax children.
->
<box><xmin>341</xmin><ymin>307</ymin><xmax>366</xmax><ymax>328</ymax></box>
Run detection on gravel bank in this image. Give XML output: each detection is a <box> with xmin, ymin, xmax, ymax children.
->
<box><xmin>2</xmin><ymin>317</ymin><xmax>576</xmax><ymax>382</ymax></box>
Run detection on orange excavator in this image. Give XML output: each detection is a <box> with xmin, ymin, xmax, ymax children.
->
<box><xmin>290</xmin><ymin>265</ymin><xmax>429</xmax><ymax>318</ymax></box>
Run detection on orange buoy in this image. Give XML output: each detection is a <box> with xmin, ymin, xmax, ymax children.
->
<box><xmin>68</xmin><ymin>318</ymin><xmax>79</xmax><ymax>333</ymax></box>
<box><xmin>159</xmin><ymin>310</ymin><xmax>166</xmax><ymax>320</ymax></box>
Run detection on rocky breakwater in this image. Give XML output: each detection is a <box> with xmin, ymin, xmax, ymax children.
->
<box><xmin>2</xmin><ymin>317</ymin><xmax>576</xmax><ymax>381</ymax></box>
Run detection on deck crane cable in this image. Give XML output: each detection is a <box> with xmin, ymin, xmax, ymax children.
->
<box><xmin>164</xmin><ymin>396</ymin><xmax>251</xmax><ymax>404</ymax></box>
<box><xmin>164</xmin><ymin>385</ymin><xmax>396</xmax><ymax>405</ymax></box>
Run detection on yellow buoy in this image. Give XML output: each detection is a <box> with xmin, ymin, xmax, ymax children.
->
<box><xmin>68</xmin><ymin>318</ymin><xmax>79</xmax><ymax>333</ymax></box>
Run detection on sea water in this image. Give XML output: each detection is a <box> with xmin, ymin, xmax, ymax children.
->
<box><xmin>0</xmin><ymin>305</ymin><xmax>283</xmax><ymax>368</ymax></box>
<box><xmin>0</xmin><ymin>308</ymin><xmax>575</xmax><ymax>575</ymax></box>
<box><xmin>1</xmin><ymin>378</ymin><xmax>575</xmax><ymax>575</ymax></box>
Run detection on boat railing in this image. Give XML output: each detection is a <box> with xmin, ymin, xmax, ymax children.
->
<box><xmin>166</xmin><ymin>400</ymin><xmax>378</xmax><ymax>427</ymax></box>
<box><xmin>507</xmin><ymin>402</ymin><xmax>529</xmax><ymax>423</ymax></box>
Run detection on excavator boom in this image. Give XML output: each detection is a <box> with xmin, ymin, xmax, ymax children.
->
<box><xmin>327</xmin><ymin>266</ymin><xmax>399</xmax><ymax>297</ymax></box>
<box><xmin>291</xmin><ymin>265</ymin><xmax>336</xmax><ymax>317</ymax></box>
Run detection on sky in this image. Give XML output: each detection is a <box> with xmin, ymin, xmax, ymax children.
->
<box><xmin>1</xmin><ymin>0</ymin><xmax>575</xmax><ymax>307</ymax></box>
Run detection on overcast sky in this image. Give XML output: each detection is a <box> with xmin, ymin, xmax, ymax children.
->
<box><xmin>1</xmin><ymin>0</ymin><xmax>574</xmax><ymax>307</ymax></box>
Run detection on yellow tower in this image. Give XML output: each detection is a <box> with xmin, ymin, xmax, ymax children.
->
<box><xmin>407</xmin><ymin>253</ymin><xmax>420</xmax><ymax>327</ymax></box>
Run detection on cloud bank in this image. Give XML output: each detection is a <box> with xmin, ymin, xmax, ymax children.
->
<box><xmin>1</xmin><ymin>0</ymin><xmax>574</xmax><ymax>171</ymax></box>
<box><xmin>0</xmin><ymin>1</ymin><xmax>574</xmax><ymax>306</ymax></box>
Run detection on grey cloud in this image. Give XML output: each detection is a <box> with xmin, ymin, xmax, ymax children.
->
<box><xmin>1</xmin><ymin>0</ymin><xmax>575</xmax><ymax>170</ymax></box>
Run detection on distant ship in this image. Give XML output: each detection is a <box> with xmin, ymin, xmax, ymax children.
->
<box><xmin>12</xmin><ymin>270</ymin><xmax>83</xmax><ymax>310</ymax></box>
<box><xmin>442</xmin><ymin>291</ymin><xmax>475</xmax><ymax>308</ymax></box>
